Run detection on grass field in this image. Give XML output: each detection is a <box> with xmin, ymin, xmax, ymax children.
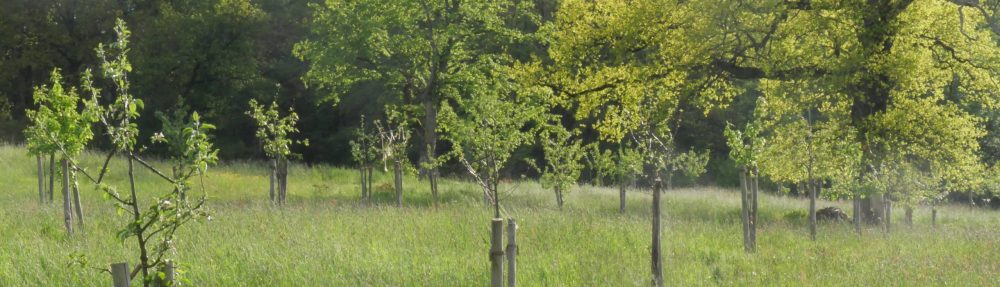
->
<box><xmin>1</xmin><ymin>144</ymin><xmax>998</xmax><ymax>286</ymax></box>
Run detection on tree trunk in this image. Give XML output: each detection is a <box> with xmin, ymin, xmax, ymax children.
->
<box><xmin>394</xmin><ymin>160</ymin><xmax>403</xmax><ymax>208</ymax></box>
<box><xmin>419</xmin><ymin>100</ymin><xmax>438</xmax><ymax>179</ymax></box>
<box><xmin>619</xmin><ymin>181</ymin><xmax>626</xmax><ymax>214</ymax></box>
<box><xmin>651</xmin><ymin>178</ymin><xmax>664</xmax><ymax>287</ymax></box>
<box><xmin>555</xmin><ymin>187</ymin><xmax>564</xmax><ymax>209</ymax></box>
<box><xmin>809</xmin><ymin>180</ymin><xmax>817</xmax><ymax>241</ymax></box>
<box><xmin>969</xmin><ymin>192</ymin><xmax>975</xmax><ymax>207</ymax></box>
<box><xmin>931</xmin><ymin>207</ymin><xmax>937</xmax><ymax>227</ymax></box>
<box><xmin>279</xmin><ymin>159</ymin><xmax>288</xmax><ymax>205</ymax></box>
<box><xmin>430</xmin><ymin>169</ymin><xmax>439</xmax><ymax>205</ymax></box>
<box><xmin>740</xmin><ymin>167</ymin><xmax>751</xmax><ymax>252</ymax></box>
<box><xmin>71</xmin><ymin>167</ymin><xmax>84</xmax><ymax>229</ymax></box>
<box><xmin>49</xmin><ymin>154</ymin><xmax>56</xmax><ymax>203</ymax></box>
<box><xmin>750</xmin><ymin>168</ymin><xmax>759</xmax><ymax>251</ymax></box>
<box><xmin>853</xmin><ymin>188</ymin><xmax>861</xmax><ymax>235</ymax></box>
<box><xmin>61</xmin><ymin>158</ymin><xmax>73</xmax><ymax>234</ymax></box>
<box><xmin>887</xmin><ymin>200</ymin><xmax>893</xmax><ymax>233</ymax></box>
<box><xmin>359</xmin><ymin>167</ymin><xmax>367</xmax><ymax>200</ymax></box>
<box><xmin>269</xmin><ymin>158</ymin><xmax>277</xmax><ymax>203</ymax></box>
<box><xmin>37</xmin><ymin>155</ymin><xmax>45</xmax><ymax>204</ymax></box>
<box><xmin>904</xmin><ymin>207</ymin><xmax>913</xmax><ymax>227</ymax></box>
<box><xmin>367</xmin><ymin>167</ymin><xmax>374</xmax><ymax>200</ymax></box>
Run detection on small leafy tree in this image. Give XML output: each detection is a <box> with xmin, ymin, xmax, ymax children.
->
<box><xmin>350</xmin><ymin>115</ymin><xmax>379</xmax><ymax>201</ymax></box>
<box><xmin>724</xmin><ymin>121</ymin><xmax>764</xmax><ymax>252</ymax></box>
<box><xmin>587</xmin><ymin>143</ymin><xmax>643</xmax><ymax>214</ymax></box>
<box><xmin>539</xmin><ymin>124</ymin><xmax>585</xmax><ymax>209</ymax></box>
<box><xmin>24</xmin><ymin>69</ymin><xmax>98</xmax><ymax>233</ymax></box>
<box><xmin>246</xmin><ymin>99</ymin><xmax>306</xmax><ymax>205</ymax></box>
<box><xmin>439</xmin><ymin>74</ymin><xmax>544</xmax><ymax>217</ymax></box>
<box><xmin>375</xmin><ymin>111</ymin><xmax>410</xmax><ymax>207</ymax></box>
<box><xmin>54</xmin><ymin>19</ymin><xmax>219</xmax><ymax>286</ymax></box>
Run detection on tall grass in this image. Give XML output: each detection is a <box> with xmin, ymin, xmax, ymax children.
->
<box><xmin>0</xmin><ymin>144</ymin><xmax>998</xmax><ymax>285</ymax></box>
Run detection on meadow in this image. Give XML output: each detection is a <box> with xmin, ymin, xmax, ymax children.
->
<box><xmin>1</xmin><ymin>144</ymin><xmax>998</xmax><ymax>286</ymax></box>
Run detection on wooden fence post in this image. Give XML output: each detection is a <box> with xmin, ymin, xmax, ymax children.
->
<box><xmin>111</xmin><ymin>262</ymin><xmax>130</xmax><ymax>287</ymax></box>
<box><xmin>490</xmin><ymin>218</ymin><xmax>504</xmax><ymax>287</ymax></box>
<box><xmin>651</xmin><ymin>179</ymin><xmax>663</xmax><ymax>287</ymax></box>
<box><xmin>506</xmin><ymin>218</ymin><xmax>517</xmax><ymax>287</ymax></box>
<box><xmin>154</xmin><ymin>260</ymin><xmax>175</xmax><ymax>286</ymax></box>
<box><xmin>37</xmin><ymin>154</ymin><xmax>45</xmax><ymax>203</ymax></box>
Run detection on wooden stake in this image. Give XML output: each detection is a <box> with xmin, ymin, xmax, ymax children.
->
<box><xmin>490</xmin><ymin>218</ymin><xmax>504</xmax><ymax>287</ymax></box>
<box><xmin>651</xmin><ymin>179</ymin><xmax>663</xmax><ymax>287</ymax></box>
<box><xmin>506</xmin><ymin>218</ymin><xmax>517</xmax><ymax>287</ymax></box>
<box><xmin>111</xmin><ymin>262</ymin><xmax>130</xmax><ymax>287</ymax></box>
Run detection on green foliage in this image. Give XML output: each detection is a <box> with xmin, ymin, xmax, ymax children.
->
<box><xmin>586</xmin><ymin>143</ymin><xmax>643</xmax><ymax>187</ymax></box>
<box><xmin>349</xmin><ymin>116</ymin><xmax>380</xmax><ymax>169</ymax></box>
<box><xmin>73</xmin><ymin>19</ymin><xmax>219</xmax><ymax>285</ymax></box>
<box><xmin>24</xmin><ymin>69</ymin><xmax>98</xmax><ymax>157</ymax></box>
<box><xmin>246</xmin><ymin>99</ymin><xmax>307</xmax><ymax>160</ymax></box>
<box><xmin>3</xmin><ymin>144</ymin><xmax>1000</xmax><ymax>285</ymax></box>
<box><xmin>438</xmin><ymin>66</ymin><xmax>545</xmax><ymax>205</ymax></box>
<box><xmin>539</xmin><ymin>123</ymin><xmax>585</xmax><ymax>198</ymax></box>
<box><xmin>374</xmin><ymin>111</ymin><xmax>411</xmax><ymax>172</ymax></box>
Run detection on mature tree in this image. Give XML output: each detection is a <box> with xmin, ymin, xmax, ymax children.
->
<box><xmin>295</xmin><ymin>0</ymin><xmax>539</xmax><ymax>198</ymax></box>
<box><xmin>24</xmin><ymin>69</ymin><xmax>98</xmax><ymax>233</ymax></box>
<box><xmin>247</xmin><ymin>99</ymin><xmax>306</xmax><ymax>205</ymax></box>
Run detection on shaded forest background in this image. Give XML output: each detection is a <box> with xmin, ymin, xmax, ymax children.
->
<box><xmin>1</xmin><ymin>0</ymin><xmax>998</xmax><ymax>199</ymax></box>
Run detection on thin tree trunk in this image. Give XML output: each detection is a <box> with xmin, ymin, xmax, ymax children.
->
<box><xmin>280</xmin><ymin>159</ymin><xmax>288</xmax><ymax>205</ymax></box>
<box><xmin>740</xmin><ymin>167</ymin><xmax>751</xmax><ymax>252</ymax></box>
<box><xmin>71</xmin><ymin>167</ymin><xmax>84</xmax><ymax>229</ymax></box>
<box><xmin>360</xmin><ymin>167</ymin><xmax>367</xmax><ymax>200</ymax></box>
<box><xmin>49</xmin><ymin>154</ymin><xmax>55</xmax><ymax>203</ymax></box>
<box><xmin>904</xmin><ymin>207</ymin><xmax>913</xmax><ymax>227</ymax></box>
<box><xmin>750</xmin><ymin>168</ymin><xmax>759</xmax><ymax>251</ymax></box>
<box><xmin>555</xmin><ymin>187</ymin><xmax>563</xmax><ymax>209</ymax></box>
<box><xmin>394</xmin><ymin>160</ymin><xmax>402</xmax><ymax>208</ymax></box>
<box><xmin>430</xmin><ymin>169</ymin><xmax>439</xmax><ymax>204</ymax></box>
<box><xmin>619</xmin><ymin>181</ymin><xmax>626</xmax><ymax>214</ymax></box>
<box><xmin>809</xmin><ymin>180</ymin><xmax>817</xmax><ymax>241</ymax></box>
<box><xmin>651</xmin><ymin>178</ymin><xmax>664</xmax><ymax>287</ymax></box>
<box><xmin>931</xmin><ymin>207</ymin><xmax>937</xmax><ymax>227</ymax></box>
<box><xmin>61</xmin><ymin>158</ymin><xmax>73</xmax><ymax>234</ymax></box>
<box><xmin>269</xmin><ymin>158</ymin><xmax>276</xmax><ymax>203</ymax></box>
<box><xmin>853</xmin><ymin>188</ymin><xmax>861</xmax><ymax>236</ymax></box>
<box><xmin>888</xmin><ymin>196</ymin><xmax>893</xmax><ymax>233</ymax></box>
<box><xmin>127</xmin><ymin>155</ymin><xmax>150</xmax><ymax>284</ymax></box>
<box><xmin>367</xmin><ymin>167</ymin><xmax>374</xmax><ymax>200</ymax></box>
<box><xmin>37</xmin><ymin>155</ymin><xmax>45</xmax><ymax>204</ymax></box>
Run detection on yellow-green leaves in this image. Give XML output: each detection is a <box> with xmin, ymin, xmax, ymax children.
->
<box><xmin>246</xmin><ymin>99</ymin><xmax>305</xmax><ymax>159</ymax></box>
<box><xmin>24</xmin><ymin>69</ymin><xmax>98</xmax><ymax>157</ymax></box>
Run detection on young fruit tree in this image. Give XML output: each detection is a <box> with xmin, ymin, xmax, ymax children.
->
<box><xmin>538</xmin><ymin>123</ymin><xmax>585</xmax><ymax>209</ymax></box>
<box><xmin>24</xmin><ymin>69</ymin><xmax>98</xmax><ymax>234</ymax></box>
<box><xmin>350</xmin><ymin>116</ymin><xmax>379</xmax><ymax>201</ymax></box>
<box><xmin>246</xmin><ymin>99</ymin><xmax>307</xmax><ymax>205</ymax></box>
<box><xmin>869</xmin><ymin>96</ymin><xmax>986</xmax><ymax>232</ymax></box>
<box><xmin>57</xmin><ymin>19</ymin><xmax>219</xmax><ymax>286</ymax></box>
<box><xmin>375</xmin><ymin>111</ymin><xmax>411</xmax><ymax>207</ymax></box>
<box><xmin>587</xmin><ymin>143</ymin><xmax>643</xmax><ymax>214</ymax></box>
<box><xmin>438</xmin><ymin>71</ymin><xmax>544</xmax><ymax>217</ymax></box>
<box><xmin>756</xmin><ymin>80</ymin><xmax>861</xmax><ymax>241</ymax></box>
<box><xmin>724</xmin><ymin>121</ymin><xmax>764</xmax><ymax>252</ymax></box>
<box><xmin>295</xmin><ymin>0</ymin><xmax>537</xmax><ymax>202</ymax></box>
